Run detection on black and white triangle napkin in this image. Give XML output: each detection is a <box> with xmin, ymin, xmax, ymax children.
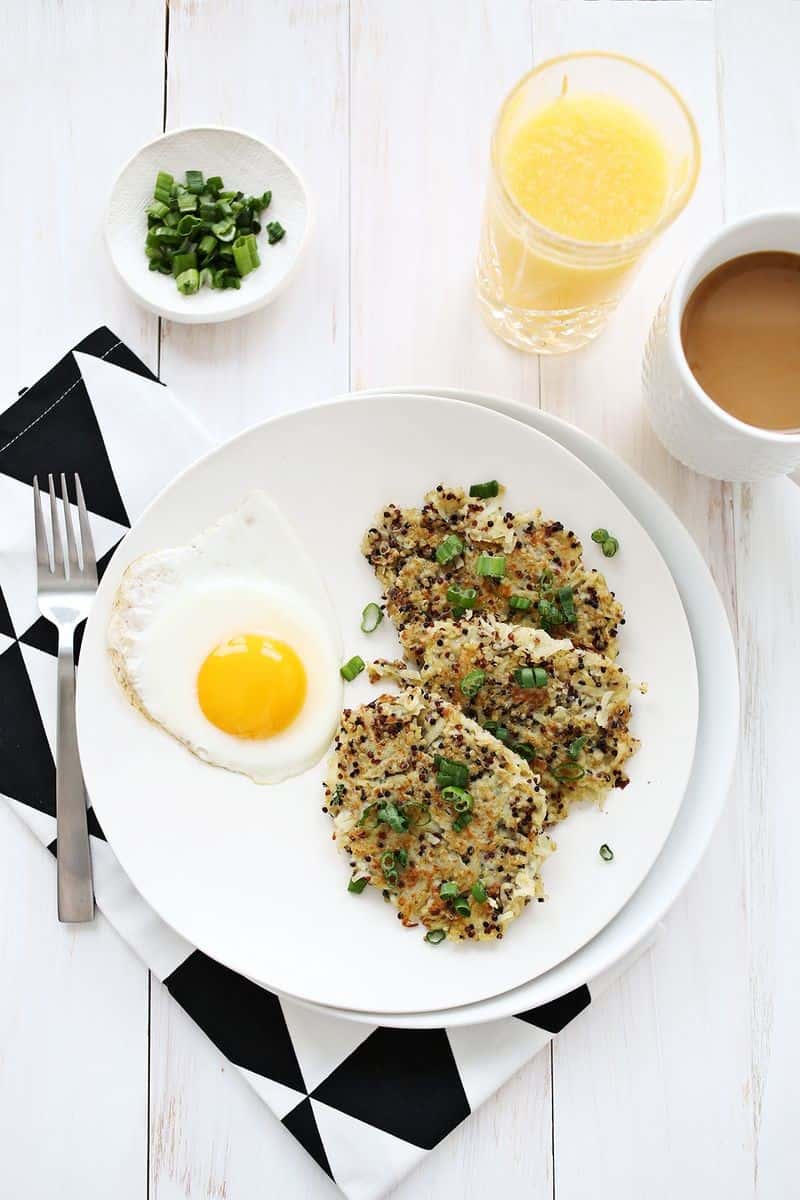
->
<box><xmin>0</xmin><ymin>329</ymin><xmax>656</xmax><ymax>1200</ymax></box>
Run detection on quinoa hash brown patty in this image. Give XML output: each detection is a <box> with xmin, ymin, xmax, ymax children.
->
<box><xmin>325</xmin><ymin>688</ymin><xmax>554</xmax><ymax>942</ymax></box>
<box><xmin>395</xmin><ymin>618</ymin><xmax>638</xmax><ymax>824</ymax></box>
<box><xmin>362</xmin><ymin>484</ymin><xmax>624</xmax><ymax>660</ymax></box>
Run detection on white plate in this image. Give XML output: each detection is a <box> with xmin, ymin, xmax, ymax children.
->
<box><xmin>305</xmin><ymin>388</ymin><xmax>737</xmax><ymax>1027</ymax></box>
<box><xmin>106</xmin><ymin>125</ymin><xmax>312</xmax><ymax>324</ymax></box>
<box><xmin>77</xmin><ymin>394</ymin><xmax>697</xmax><ymax>1015</ymax></box>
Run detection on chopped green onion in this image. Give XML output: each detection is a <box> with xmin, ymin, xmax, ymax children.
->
<box><xmin>400</xmin><ymin>801</ymin><xmax>430</xmax><ymax>828</ymax></box>
<box><xmin>436</xmin><ymin>533</ymin><xmax>464</xmax><ymax>565</ymax></box>
<box><xmin>511</xmin><ymin>741</ymin><xmax>537</xmax><ymax>761</ymax></box>
<box><xmin>267</xmin><ymin>220</ymin><xmax>286</xmax><ymax>244</ymax></box>
<box><xmin>384</xmin><ymin>869</ymin><xmax>399</xmax><ymax>888</ymax></box>
<box><xmin>360</xmin><ymin>602</ymin><xmax>383</xmax><ymax>633</ymax></box>
<box><xmin>176</xmin><ymin>214</ymin><xmax>203</xmax><ymax>237</ymax></box>
<box><xmin>568</xmin><ymin>735</ymin><xmax>588</xmax><ymax>760</ymax></box>
<box><xmin>538</xmin><ymin>597</ymin><xmax>561</xmax><ymax>628</ymax></box>
<box><xmin>515</xmin><ymin>666</ymin><xmax>548</xmax><ymax>689</ymax></box>
<box><xmin>591</xmin><ymin>528</ymin><xmax>609</xmax><ymax>544</ymax></box>
<box><xmin>471</xmin><ymin>881</ymin><xmax>488</xmax><ymax>903</ymax></box>
<box><xmin>176</xmin><ymin>268</ymin><xmax>200</xmax><ymax>295</ymax></box>
<box><xmin>149</xmin><ymin>225</ymin><xmax>182</xmax><ymax>246</ymax></box>
<box><xmin>358</xmin><ymin>803</ymin><xmax>380</xmax><ymax>829</ymax></box>
<box><xmin>476</xmin><ymin>553</ymin><xmax>506</xmax><ymax>579</ymax></box>
<box><xmin>599</xmin><ymin>843</ymin><xmax>614</xmax><ymax>862</ymax></box>
<box><xmin>539</xmin><ymin>568</ymin><xmax>554</xmax><ymax>594</ymax></box>
<box><xmin>172</xmin><ymin>251</ymin><xmax>197</xmax><ymax>277</ymax></box>
<box><xmin>453</xmin><ymin>897</ymin><xmax>471</xmax><ymax>918</ymax></box>
<box><xmin>483</xmin><ymin>720</ymin><xmax>509</xmax><ymax>742</ymax></box>
<box><xmin>439</xmin><ymin>881</ymin><xmax>459</xmax><ymax>900</ymax></box>
<box><xmin>233</xmin><ymin>232</ymin><xmax>260</xmax><ymax>277</ymax></box>
<box><xmin>469</xmin><ymin>479</ymin><xmax>500</xmax><ymax>499</ymax></box>
<box><xmin>441</xmin><ymin>786</ymin><xmax>473</xmax><ymax>814</ymax></box>
<box><xmin>146</xmin><ymin>169</ymin><xmax>285</xmax><ymax>294</ymax></box>
<box><xmin>147</xmin><ymin>200</ymin><xmax>170</xmax><ymax>221</ymax></box>
<box><xmin>602</xmin><ymin>537</ymin><xmax>619</xmax><ymax>558</ymax></box>
<box><xmin>340</xmin><ymin>655</ymin><xmax>365</xmax><ymax>681</ymax></box>
<box><xmin>331</xmin><ymin>783</ymin><xmax>345</xmax><ymax>805</ymax></box>
<box><xmin>177</xmin><ymin>191</ymin><xmax>197</xmax><ymax>214</ymax></box>
<box><xmin>460</xmin><ymin>669</ymin><xmax>486</xmax><ymax>698</ymax></box>
<box><xmin>348</xmin><ymin>875</ymin><xmax>368</xmax><ymax>893</ymax></box>
<box><xmin>212</xmin><ymin>217</ymin><xmax>237</xmax><ymax>243</ymax></box>
<box><xmin>509</xmin><ymin>594</ymin><xmax>532</xmax><ymax>611</ymax></box>
<box><xmin>551</xmin><ymin>761</ymin><xmax>586</xmax><ymax>783</ymax></box>
<box><xmin>377</xmin><ymin>801</ymin><xmax>408</xmax><ymax>834</ymax></box>
<box><xmin>395</xmin><ymin>848</ymin><xmax>408</xmax><ymax>868</ymax></box>
<box><xmin>197</xmin><ymin>234</ymin><xmax>217</xmax><ymax>261</ymax></box>
<box><xmin>446</xmin><ymin>585</ymin><xmax>477</xmax><ymax>607</ymax></box>
<box><xmin>425</xmin><ymin>929</ymin><xmax>446</xmax><ymax>944</ymax></box>
<box><xmin>557</xmin><ymin>585</ymin><xmax>577</xmax><ymax>625</ymax></box>
<box><xmin>453</xmin><ymin>811</ymin><xmax>473</xmax><ymax>832</ymax></box>
<box><xmin>153</xmin><ymin>170</ymin><xmax>174</xmax><ymax>205</ymax></box>
<box><xmin>434</xmin><ymin>755</ymin><xmax>469</xmax><ymax>789</ymax></box>
<box><xmin>380</xmin><ymin>851</ymin><xmax>396</xmax><ymax>873</ymax></box>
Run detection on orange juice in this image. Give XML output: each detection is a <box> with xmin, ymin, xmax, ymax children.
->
<box><xmin>503</xmin><ymin>94</ymin><xmax>668</xmax><ymax>244</ymax></box>
<box><xmin>476</xmin><ymin>54</ymin><xmax>700</xmax><ymax>353</ymax></box>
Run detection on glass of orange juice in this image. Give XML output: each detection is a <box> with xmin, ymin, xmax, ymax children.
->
<box><xmin>476</xmin><ymin>52</ymin><xmax>700</xmax><ymax>354</ymax></box>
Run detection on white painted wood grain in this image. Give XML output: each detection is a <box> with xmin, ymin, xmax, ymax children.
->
<box><xmin>148</xmin><ymin>976</ymin><xmax>339</xmax><ymax>1200</ymax></box>
<box><xmin>350</xmin><ymin>0</ymin><xmax>541</xmax><ymax>407</ymax></box>
<box><xmin>0</xmin><ymin>807</ymin><xmax>149</xmax><ymax>1200</ymax></box>
<box><xmin>717</xmin><ymin>2</ymin><xmax>800</xmax><ymax>1194</ymax></box>
<box><xmin>0</xmin><ymin>0</ymin><xmax>163</xmax><ymax>391</ymax></box>
<box><xmin>159</xmin><ymin>0</ymin><xmax>350</xmax><ymax>440</ymax></box>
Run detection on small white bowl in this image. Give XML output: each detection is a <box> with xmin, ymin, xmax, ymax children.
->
<box><xmin>106</xmin><ymin>125</ymin><xmax>313</xmax><ymax>324</ymax></box>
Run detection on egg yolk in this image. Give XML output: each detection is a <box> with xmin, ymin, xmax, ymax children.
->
<box><xmin>197</xmin><ymin>634</ymin><xmax>307</xmax><ymax>739</ymax></box>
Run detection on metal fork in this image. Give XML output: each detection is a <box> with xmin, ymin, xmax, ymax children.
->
<box><xmin>33</xmin><ymin>473</ymin><xmax>96</xmax><ymax>922</ymax></box>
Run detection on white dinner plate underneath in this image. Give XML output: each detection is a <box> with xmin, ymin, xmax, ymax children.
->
<box><xmin>304</xmin><ymin>388</ymin><xmax>736</xmax><ymax>1027</ymax></box>
<box><xmin>77</xmin><ymin>393</ymin><xmax>698</xmax><ymax>1016</ymax></box>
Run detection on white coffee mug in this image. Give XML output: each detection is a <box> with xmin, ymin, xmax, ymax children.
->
<box><xmin>642</xmin><ymin>210</ymin><xmax>800</xmax><ymax>482</ymax></box>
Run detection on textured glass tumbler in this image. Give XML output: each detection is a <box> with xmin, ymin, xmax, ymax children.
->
<box><xmin>476</xmin><ymin>52</ymin><xmax>700</xmax><ymax>355</ymax></box>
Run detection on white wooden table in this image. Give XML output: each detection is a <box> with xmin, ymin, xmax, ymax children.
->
<box><xmin>2</xmin><ymin>2</ymin><xmax>798</xmax><ymax>1196</ymax></box>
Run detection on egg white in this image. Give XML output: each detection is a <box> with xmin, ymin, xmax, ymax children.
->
<box><xmin>107</xmin><ymin>492</ymin><xmax>343</xmax><ymax>783</ymax></box>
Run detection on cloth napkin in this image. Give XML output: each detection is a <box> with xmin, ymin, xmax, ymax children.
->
<box><xmin>0</xmin><ymin>329</ymin><xmax>656</xmax><ymax>1200</ymax></box>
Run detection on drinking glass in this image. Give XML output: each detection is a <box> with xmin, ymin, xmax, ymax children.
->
<box><xmin>476</xmin><ymin>52</ymin><xmax>701</xmax><ymax>354</ymax></box>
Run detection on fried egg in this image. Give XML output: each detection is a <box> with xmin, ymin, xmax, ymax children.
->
<box><xmin>107</xmin><ymin>491</ymin><xmax>342</xmax><ymax>783</ymax></box>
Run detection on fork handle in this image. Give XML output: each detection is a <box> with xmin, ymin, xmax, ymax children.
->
<box><xmin>56</xmin><ymin>628</ymin><xmax>95</xmax><ymax>923</ymax></box>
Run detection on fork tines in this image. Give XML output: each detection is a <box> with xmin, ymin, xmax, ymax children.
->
<box><xmin>32</xmin><ymin>473</ymin><xmax>97</xmax><ymax>583</ymax></box>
